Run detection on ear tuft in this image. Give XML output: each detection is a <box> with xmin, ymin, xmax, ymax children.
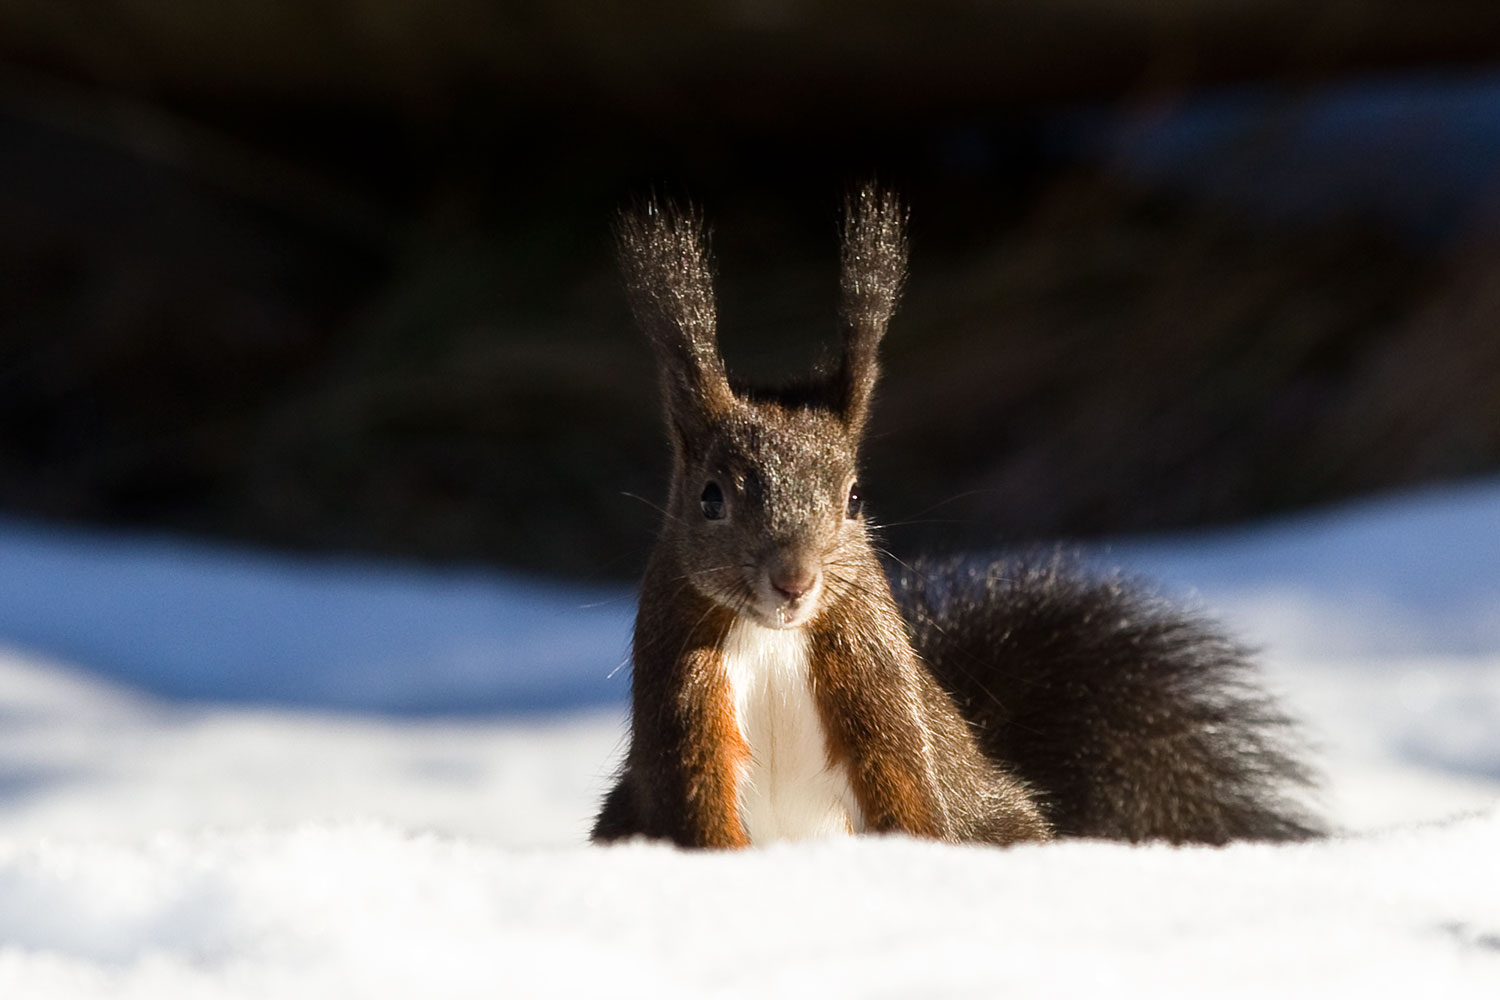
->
<box><xmin>837</xmin><ymin>184</ymin><xmax>908</xmax><ymax>432</ymax></box>
<box><xmin>617</xmin><ymin>199</ymin><xmax>736</xmax><ymax>435</ymax></box>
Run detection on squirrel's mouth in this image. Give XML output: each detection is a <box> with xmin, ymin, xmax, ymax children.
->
<box><xmin>745</xmin><ymin>574</ymin><xmax>823</xmax><ymax>630</ymax></box>
<box><xmin>694</xmin><ymin>560</ymin><xmax>825</xmax><ymax>629</ymax></box>
<box><xmin>756</xmin><ymin>603</ymin><xmax>815</xmax><ymax>630</ymax></box>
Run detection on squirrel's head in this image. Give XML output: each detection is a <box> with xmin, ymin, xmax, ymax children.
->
<box><xmin>618</xmin><ymin>186</ymin><xmax>907</xmax><ymax>629</ymax></box>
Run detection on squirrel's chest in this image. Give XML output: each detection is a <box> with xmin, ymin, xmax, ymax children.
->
<box><xmin>719</xmin><ymin>619</ymin><xmax>864</xmax><ymax>844</ymax></box>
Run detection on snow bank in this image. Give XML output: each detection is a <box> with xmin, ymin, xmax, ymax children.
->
<box><xmin>0</xmin><ymin>479</ymin><xmax>1498</xmax><ymax>996</ymax></box>
<box><xmin>1</xmin><ymin>814</ymin><xmax>1497</xmax><ymax>999</ymax></box>
<box><xmin>0</xmin><ymin>519</ymin><xmax>634</xmax><ymax>712</ymax></box>
<box><xmin>1103</xmin><ymin>476</ymin><xmax>1500</xmax><ymax>661</ymax></box>
<box><xmin>0</xmin><ymin>652</ymin><xmax>623</xmax><ymax>846</ymax></box>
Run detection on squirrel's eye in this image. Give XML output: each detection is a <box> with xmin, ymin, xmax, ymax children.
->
<box><xmin>700</xmin><ymin>482</ymin><xmax>726</xmax><ymax>520</ymax></box>
<box><xmin>846</xmin><ymin>485</ymin><xmax>863</xmax><ymax>519</ymax></box>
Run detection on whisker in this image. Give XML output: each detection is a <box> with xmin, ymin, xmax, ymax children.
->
<box><xmin>889</xmin><ymin>489</ymin><xmax>1005</xmax><ymax>524</ymax></box>
<box><xmin>872</xmin><ymin>545</ymin><xmax>925</xmax><ymax>578</ymax></box>
<box><xmin>871</xmin><ymin>517</ymin><xmax>978</xmax><ymax>530</ymax></box>
<box><xmin>825</xmin><ymin>570</ymin><xmax>885</xmax><ymax>605</ymax></box>
<box><xmin>619</xmin><ymin>491</ymin><xmax>690</xmax><ymax>528</ymax></box>
<box><xmin>672</xmin><ymin>596</ymin><xmax>726</xmax><ymax>670</ymax></box>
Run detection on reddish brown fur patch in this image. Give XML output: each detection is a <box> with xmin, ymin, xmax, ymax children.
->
<box><xmin>810</xmin><ymin>601</ymin><xmax>945</xmax><ymax>839</ymax></box>
<box><xmin>678</xmin><ymin>645</ymin><xmax>752</xmax><ymax>848</ymax></box>
<box><xmin>598</xmin><ymin>548</ymin><xmax>760</xmax><ymax>848</ymax></box>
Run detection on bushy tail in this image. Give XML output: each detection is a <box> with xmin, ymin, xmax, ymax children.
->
<box><xmin>893</xmin><ymin>553</ymin><xmax>1323</xmax><ymax>844</ymax></box>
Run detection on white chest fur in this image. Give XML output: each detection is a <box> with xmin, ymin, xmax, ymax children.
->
<box><xmin>720</xmin><ymin>618</ymin><xmax>864</xmax><ymax>843</ymax></box>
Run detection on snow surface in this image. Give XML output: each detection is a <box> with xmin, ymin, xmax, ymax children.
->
<box><xmin>1</xmin><ymin>479</ymin><xmax>1498</xmax><ymax>997</ymax></box>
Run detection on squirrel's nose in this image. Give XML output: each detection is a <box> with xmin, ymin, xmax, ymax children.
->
<box><xmin>769</xmin><ymin>566</ymin><xmax>818</xmax><ymax>601</ymax></box>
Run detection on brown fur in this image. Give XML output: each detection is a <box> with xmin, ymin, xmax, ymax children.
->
<box><xmin>809</xmin><ymin>548</ymin><xmax>1048</xmax><ymax>844</ymax></box>
<box><xmin>594</xmin><ymin>548</ymin><xmax>752</xmax><ymax>847</ymax></box>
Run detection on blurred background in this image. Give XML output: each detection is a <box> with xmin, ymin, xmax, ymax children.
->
<box><xmin>5</xmin><ymin>0</ymin><xmax>1500</xmax><ymax>582</ymax></box>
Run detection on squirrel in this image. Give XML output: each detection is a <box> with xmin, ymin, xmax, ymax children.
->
<box><xmin>591</xmin><ymin>186</ymin><xmax>1321</xmax><ymax>849</ymax></box>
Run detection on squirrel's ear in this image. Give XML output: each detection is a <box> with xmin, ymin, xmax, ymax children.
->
<box><xmin>836</xmin><ymin>184</ymin><xmax>908</xmax><ymax>433</ymax></box>
<box><xmin>617</xmin><ymin>200</ymin><xmax>736</xmax><ymax>438</ymax></box>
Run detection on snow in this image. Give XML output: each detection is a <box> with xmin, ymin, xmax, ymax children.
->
<box><xmin>1</xmin><ymin>479</ymin><xmax>1499</xmax><ymax>996</ymax></box>
<box><xmin>1107</xmin><ymin>476</ymin><xmax>1500</xmax><ymax>660</ymax></box>
<box><xmin>3</xmin><ymin>816</ymin><xmax>1497</xmax><ymax>999</ymax></box>
<box><xmin>0</xmin><ymin>521</ymin><xmax>634</xmax><ymax>712</ymax></box>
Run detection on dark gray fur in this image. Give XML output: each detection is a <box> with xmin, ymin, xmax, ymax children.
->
<box><xmin>895</xmin><ymin>554</ymin><xmax>1322</xmax><ymax>842</ymax></box>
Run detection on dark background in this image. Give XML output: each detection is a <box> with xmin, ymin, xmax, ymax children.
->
<box><xmin>4</xmin><ymin>1</ymin><xmax>1500</xmax><ymax>581</ymax></box>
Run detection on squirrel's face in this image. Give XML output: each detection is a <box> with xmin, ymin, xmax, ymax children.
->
<box><xmin>671</xmin><ymin>401</ymin><xmax>865</xmax><ymax>630</ymax></box>
<box><xmin>619</xmin><ymin>187</ymin><xmax>907</xmax><ymax>629</ymax></box>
